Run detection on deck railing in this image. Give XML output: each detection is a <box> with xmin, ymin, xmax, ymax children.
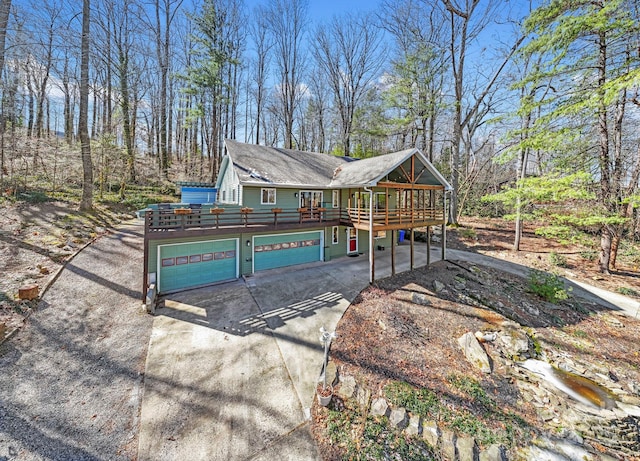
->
<box><xmin>346</xmin><ymin>207</ymin><xmax>445</xmax><ymax>227</ymax></box>
<box><xmin>144</xmin><ymin>206</ymin><xmax>445</xmax><ymax>234</ymax></box>
<box><xmin>144</xmin><ymin>206</ymin><xmax>347</xmax><ymax>233</ymax></box>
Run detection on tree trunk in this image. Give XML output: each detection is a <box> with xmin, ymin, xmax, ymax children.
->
<box><xmin>596</xmin><ymin>31</ymin><xmax>611</xmax><ymax>274</ymax></box>
<box><xmin>79</xmin><ymin>0</ymin><xmax>93</xmax><ymax>211</ymax></box>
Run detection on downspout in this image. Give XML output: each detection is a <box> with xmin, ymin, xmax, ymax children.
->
<box><xmin>364</xmin><ymin>186</ymin><xmax>374</xmax><ymax>283</ymax></box>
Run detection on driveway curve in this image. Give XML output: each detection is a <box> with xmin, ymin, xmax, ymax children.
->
<box><xmin>0</xmin><ymin>221</ymin><xmax>153</xmax><ymax>460</ymax></box>
<box><xmin>2</xmin><ymin>227</ymin><xmax>637</xmax><ymax>461</ymax></box>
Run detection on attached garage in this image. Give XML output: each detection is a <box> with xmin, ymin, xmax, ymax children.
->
<box><xmin>253</xmin><ymin>231</ymin><xmax>323</xmax><ymax>272</ymax></box>
<box><xmin>158</xmin><ymin>239</ymin><xmax>238</xmax><ymax>294</ymax></box>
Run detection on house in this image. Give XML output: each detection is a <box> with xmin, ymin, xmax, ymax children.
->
<box><xmin>142</xmin><ymin>140</ymin><xmax>453</xmax><ymax>298</ymax></box>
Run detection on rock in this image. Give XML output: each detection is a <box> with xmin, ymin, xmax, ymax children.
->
<box><xmin>441</xmin><ymin>430</ymin><xmax>457</xmax><ymax>461</ymax></box>
<box><xmin>456</xmin><ymin>436</ymin><xmax>478</xmax><ymax>461</ymax></box>
<box><xmin>337</xmin><ymin>375</ymin><xmax>356</xmax><ymax>399</ymax></box>
<box><xmin>405</xmin><ymin>413</ymin><xmax>420</xmax><ymax>437</ymax></box>
<box><xmin>95</xmin><ymin>226</ymin><xmax>106</xmax><ymax>233</ymax></box>
<box><xmin>616</xmin><ymin>402</ymin><xmax>640</xmax><ymax>417</ymax></box>
<box><xmin>18</xmin><ymin>284</ymin><xmax>39</xmax><ymax>300</ymax></box>
<box><xmin>458</xmin><ymin>332</ymin><xmax>492</xmax><ymax>373</ymax></box>
<box><xmin>370</xmin><ymin>397</ymin><xmax>389</xmax><ymax>417</ymax></box>
<box><xmin>433</xmin><ymin>280</ymin><xmax>446</xmax><ymax>293</ymax></box>
<box><xmin>389</xmin><ymin>407</ymin><xmax>408</xmax><ymax>429</ymax></box>
<box><xmin>422</xmin><ymin>420</ymin><xmax>440</xmax><ymax>447</ymax></box>
<box><xmin>523</xmin><ymin>435</ymin><xmax>600</xmax><ymax>461</ymax></box>
<box><xmin>497</xmin><ymin>327</ymin><xmax>531</xmax><ymax>360</ymax></box>
<box><xmin>479</xmin><ymin>444</ymin><xmax>506</xmax><ymax>461</ymax></box>
<box><xmin>475</xmin><ymin>331</ymin><xmax>497</xmax><ymax>343</ymax></box>
<box><xmin>411</xmin><ymin>292</ymin><xmax>431</xmax><ymax>306</ymax></box>
<box><xmin>600</xmin><ymin>313</ymin><xmax>624</xmax><ymax>328</ymax></box>
<box><xmin>619</xmin><ymin>394</ymin><xmax>640</xmax><ymax>406</ymax></box>
<box><xmin>356</xmin><ymin>385</ymin><xmax>371</xmax><ymax>410</ymax></box>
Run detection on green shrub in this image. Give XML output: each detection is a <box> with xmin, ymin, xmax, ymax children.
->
<box><xmin>458</xmin><ymin>227</ymin><xmax>477</xmax><ymax>240</ymax></box>
<box><xmin>549</xmin><ymin>251</ymin><xmax>568</xmax><ymax>267</ymax></box>
<box><xmin>527</xmin><ymin>269</ymin><xmax>571</xmax><ymax>303</ymax></box>
<box><xmin>617</xmin><ymin>286</ymin><xmax>639</xmax><ymax>297</ymax></box>
<box><xmin>579</xmin><ymin>250</ymin><xmax>597</xmax><ymax>261</ymax></box>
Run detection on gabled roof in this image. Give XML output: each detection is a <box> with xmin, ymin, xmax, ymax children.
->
<box><xmin>223</xmin><ymin>140</ymin><xmax>452</xmax><ymax>190</ymax></box>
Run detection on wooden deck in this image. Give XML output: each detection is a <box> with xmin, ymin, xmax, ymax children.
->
<box><xmin>143</xmin><ymin>206</ymin><xmax>446</xmax><ymax>239</ymax></box>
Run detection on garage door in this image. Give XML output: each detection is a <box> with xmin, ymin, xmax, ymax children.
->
<box><xmin>253</xmin><ymin>231</ymin><xmax>323</xmax><ymax>272</ymax></box>
<box><xmin>158</xmin><ymin>239</ymin><xmax>238</xmax><ymax>293</ymax></box>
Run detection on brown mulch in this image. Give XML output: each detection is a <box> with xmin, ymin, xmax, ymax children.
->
<box><xmin>311</xmin><ymin>218</ymin><xmax>640</xmax><ymax>460</ymax></box>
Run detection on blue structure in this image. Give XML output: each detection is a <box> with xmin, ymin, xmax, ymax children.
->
<box><xmin>176</xmin><ymin>182</ymin><xmax>217</xmax><ymax>204</ymax></box>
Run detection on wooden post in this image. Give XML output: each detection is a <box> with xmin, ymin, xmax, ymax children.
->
<box><xmin>391</xmin><ymin>229</ymin><xmax>396</xmax><ymax>276</ymax></box>
<box><xmin>410</xmin><ymin>228</ymin><xmax>414</xmax><ymax>270</ymax></box>
<box><xmin>441</xmin><ymin>223</ymin><xmax>446</xmax><ymax>261</ymax></box>
<box><xmin>427</xmin><ymin>226</ymin><xmax>431</xmax><ymax>266</ymax></box>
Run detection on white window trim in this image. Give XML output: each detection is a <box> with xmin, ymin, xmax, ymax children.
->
<box><xmin>332</xmin><ymin>226</ymin><xmax>339</xmax><ymax>244</ymax></box>
<box><xmin>261</xmin><ymin>187</ymin><xmax>277</xmax><ymax>205</ymax></box>
<box><xmin>332</xmin><ymin>190</ymin><xmax>339</xmax><ymax>208</ymax></box>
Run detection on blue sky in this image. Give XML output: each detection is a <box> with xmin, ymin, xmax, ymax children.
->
<box><xmin>243</xmin><ymin>0</ymin><xmax>380</xmax><ymax>24</ymax></box>
<box><xmin>306</xmin><ymin>0</ymin><xmax>379</xmax><ymax>22</ymax></box>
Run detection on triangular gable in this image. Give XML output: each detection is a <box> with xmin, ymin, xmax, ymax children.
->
<box><xmin>332</xmin><ymin>148</ymin><xmax>453</xmax><ymax>190</ymax></box>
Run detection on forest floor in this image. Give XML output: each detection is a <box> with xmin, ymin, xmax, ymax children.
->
<box><xmin>449</xmin><ymin>217</ymin><xmax>640</xmax><ymax>297</ymax></box>
<box><xmin>311</xmin><ymin>218</ymin><xmax>640</xmax><ymax>460</ymax></box>
<box><xmin>0</xmin><ymin>196</ymin><xmax>137</xmax><ymax>340</ymax></box>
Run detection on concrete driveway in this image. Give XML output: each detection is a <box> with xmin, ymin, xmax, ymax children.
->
<box><xmin>137</xmin><ymin>244</ymin><xmax>640</xmax><ymax>460</ymax></box>
<box><xmin>138</xmin><ymin>244</ymin><xmax>437</xmax><ymax>460</ymax></box>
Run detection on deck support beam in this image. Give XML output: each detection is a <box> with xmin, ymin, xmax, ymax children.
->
<box><xmin>391</xmin><ymin>230</ymin><xmax>396</xmax><ymax>276</ymax></box>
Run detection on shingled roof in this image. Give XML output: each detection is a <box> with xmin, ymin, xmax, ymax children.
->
<box><xmin>223</xmin><ymin>140</ymin><xmax>452</xmax><ymax>190</ymax></box>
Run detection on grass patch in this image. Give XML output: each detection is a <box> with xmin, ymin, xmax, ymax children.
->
<box><xmin>447</xmin><ymin>375</ymin><xmax>494</xmax><ymax>409</ymax></box>
<box><xmin>380</xmin><ymin>380</ymin><xmax>531</xmax><ymax>449</ymax></box>
<box><xmin>324</xmin><ymin>399</ymin><xmax>435</xmax><ymax>460</ymax></box>
<box><xmin>384</xmin><ymin>381</ymin><xmax>441</xmax><ymax>418</ymax></box>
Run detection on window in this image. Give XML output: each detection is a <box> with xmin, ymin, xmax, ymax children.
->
<box><xmin>261</xmin><ymin>188</ymin><xmax>277</xmax><ymax>205</ymax></box>
<box><xmin>232</xmin><ymin>188</ymin><xmax>236</xmax><ymax>202</ymax></box>
<box><xmin>332</xmin><ymin>190</ymin><xmax>339</xmax><ymax>208</ymax></box>
<box><xmin>299</xmin><ymin>191</ymin><xmax>323</xmax><ymax>209</ymax></box>
<box><xmin>332</xmin><ymin>226</ymin><xmax>339</xmax><ymax>244</ymax></box>
<box><xmin>222</xmin><ymin>190</ymin><xmax>227</xmax><ymax>201</ymax></box>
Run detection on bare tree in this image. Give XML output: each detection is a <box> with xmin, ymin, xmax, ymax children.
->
<box><xmin>313</xmin><ymin>13</ymin><xmax>385</xmax><ymax>156</ymax></box>
<box><xmin>152</xmin><ymin>0</ymin><xmax>183</xmax><ymax>180</ymax></box>
<box><xmin>264</xmin><ymin>0</ymin><xmax>307</xmax><ymax>149</ymax></box>
<box><xmin>441</xmin><ymin>0</ymin><xmax>523</xmax><ymax>224</ymax></box>
<box><xmin>248</xmin><ymin>5</ymin><xmax>271</xmax><ymax>145</ymax></box>
<box><xmin>79</xmin><ymin>0</ymin><xmax>93</xmax><ymax>211</ymax></box>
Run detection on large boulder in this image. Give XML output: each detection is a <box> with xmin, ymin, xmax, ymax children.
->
<box><xmin>458</xmin><ymin>332</ymin><xmax>492</xmax><ymax>373</ymax></box>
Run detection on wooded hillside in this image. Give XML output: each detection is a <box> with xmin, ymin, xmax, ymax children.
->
<box><xmin>0</xmin><ymin>0</ymin><xmax>639</xmax><ymax>273</ymax></box>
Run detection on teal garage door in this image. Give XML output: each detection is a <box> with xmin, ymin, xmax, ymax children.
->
<box><xmin>253</xmin><ymin>231</ymin><xmax>323</xmax><ymax>272</ymax></box>
<box><xmin>158</xmin><ymin>239</ymin><xmax>238</xmax><ymax>293</ymax></box>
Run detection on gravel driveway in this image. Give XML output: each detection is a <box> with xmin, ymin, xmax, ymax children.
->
<box><xmin>0</xmin><ymin>221</ymin><xmax>153</xmax><ymax>460</ymax></box>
